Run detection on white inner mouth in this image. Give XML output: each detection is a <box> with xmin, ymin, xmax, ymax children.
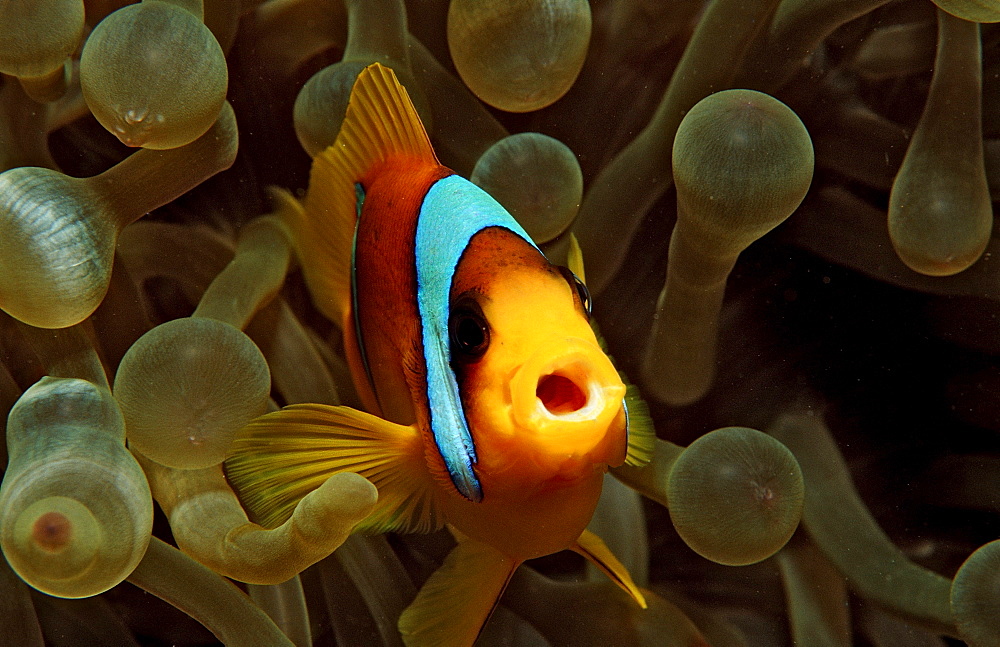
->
<box><xmin>535</xmin><ymin>372</ymin><xmax>603</xmax><ymax>421</ymax></box>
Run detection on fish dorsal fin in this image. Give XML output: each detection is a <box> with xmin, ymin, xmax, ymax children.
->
<box><xmin>285</xmin><ymin>63</ymin><xmax>437</xmax><ymax>328</ymax></box>
<box><xmin>571</xmin><ymin>529</ymin><xmax>648</xmax><ymax>609</ymax></box>
<box><xmin>398</xmin><ymin>534</ymin><xmax>518</xmax><ymax>646</ymax></box>
<box><xmin>224</xmin><ymin>404</ymin><xmax>443</xmax><ymax>534</ymax></box>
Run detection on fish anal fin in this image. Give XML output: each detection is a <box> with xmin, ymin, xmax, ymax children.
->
<box><xmin>223</xmin><ymin>404</ymin><xmax>441</xmax><ymax>534</ymax></box>
<box><xmin>398</xmin><ymin>537</ymin><xmax>519</xmax><ymax>647</ymax></box>
<box><xmin>290</xmin><ymin>62</ymin><xmax>437</xmax><ymax>326</ymax></box>
<box><xmin>571</xmin><ymin>529</ymin><xmax>648</xmax><ymax>609</ymax></box>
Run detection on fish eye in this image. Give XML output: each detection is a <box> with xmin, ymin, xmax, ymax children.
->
<box><xmin>449</xmin><ymin>303</ymin><xmax>490</xmax><ymax>359</ymax></box>
<box><xmin>557</xmin><ymin>266</ymin><xmax>591</xmax><ymax>316</ymax></box>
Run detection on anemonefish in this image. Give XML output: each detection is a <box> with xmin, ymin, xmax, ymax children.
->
<box><xmin>224</xmin><ymin>62</ymin><xmax>655</xmax><ymax>646</ymax></box>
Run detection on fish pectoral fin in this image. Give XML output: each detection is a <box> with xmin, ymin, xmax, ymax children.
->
<box><xmin>571</xmin><ymin>529</ymin><xmax>648</xmax><ymax>609</ymax></box>
<box><xmin>223</xmin><ymin>403</ymin><xmax>441</xmax><ymax>533</ymax></box>
<box><xmin>588</xmin><ymin>320</ymin><xmax>656</xmax><ymax>468</ymax></box>
<box><xmin>573</xmin><ymin>240</ymin><xmax>655</xmax><ymax>469</ymax></box>
<box><xmin>567</xmin><ymin>232</ymin><xmax>587</xmax><ymax>286</ymax></box>
<box><xmin>398</xmin><ymin>538</ymin><xmax>519</xmax><ymax>647</ymax></box>
<box><xmin>621</xmin><ymin>380</ymin><xmax>656</xmax><ymax>467</ymax></box>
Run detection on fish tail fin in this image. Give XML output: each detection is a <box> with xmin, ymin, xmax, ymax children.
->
<box><xmin>223</xmin><ymin>404</ymin><xmax>442</xmax><ymax>534</ymax></box>
<box><xmin>289</xmin><ymin>62</ymin><xmax>437</xmax><ymax>325</ymax></box>
<box><xmin>398</xmin><ymin>536</ymin><xmax>518</xmax><ymax>647</ymax></box>
<box><xmin>571</xmin><ymin>529</ymin><xmax>648</xmax><ymax>609</ymax></box>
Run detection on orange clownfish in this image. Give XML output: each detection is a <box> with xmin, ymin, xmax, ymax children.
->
<box><xmin>224</xmin><ymin>63</ymin><xmax>654</xmax><ymax>646</ymax></box>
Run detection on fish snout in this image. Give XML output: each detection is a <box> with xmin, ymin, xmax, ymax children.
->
<box><xmin>509</xmin><ymin>337</ymin><xmax>626</xmax><ymax>460</ymax></box>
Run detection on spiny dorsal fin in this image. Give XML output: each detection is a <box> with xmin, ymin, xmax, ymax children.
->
<box><xmin>571</xmin><ymin>529</ymin><xmax>647</xmax><ymax>609</ymax></box>
<box><xmin>284</xmin><ymin>63</ymin><xmax>437</xmax><ymax>327</ymax></box>
<box><xmin>224</xmin><ymin>404</ymin><xmax>443</xmax><ymax>533</ymax></box>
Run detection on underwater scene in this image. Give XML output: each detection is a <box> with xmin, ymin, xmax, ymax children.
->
<box><xmin>2</xmin><ymin>0</ymin><xmax>1000</xmax><ymax>645</ymax></box>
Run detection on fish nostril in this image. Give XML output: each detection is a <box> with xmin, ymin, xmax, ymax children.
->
<box><xmin>536</xmin><ymin>373</ymin><xmax>587</xmax><ymax>415</ymax></box>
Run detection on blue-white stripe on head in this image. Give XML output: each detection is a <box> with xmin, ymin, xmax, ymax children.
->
<box><xmin>414</xmin><ymin>174</ymin><xmax>539</xmax><ymax>502</ymax></box>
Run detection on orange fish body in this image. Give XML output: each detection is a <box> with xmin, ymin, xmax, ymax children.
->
<box><xmin>226</xmin><ymin>63</ymin><xmax>653</xmax><ymax>645</ymax></box>
<box><xmin>346</xmin><ymin>159</ymin><xmax>450</xmax><ymax>427</ymax></box>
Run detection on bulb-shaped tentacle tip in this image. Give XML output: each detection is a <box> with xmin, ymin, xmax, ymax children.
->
<box><xmin>140</xmin><ymin>455</ymin><xmax>376</xmax><ymax>584</ymax></box>
<box><xmin>850</xmin><ymin>22</ymin><xmax>938</xmax><ymax>82</ymax></box>
<box><xmin>114</xmin><ymin>318</ymin><xmax>271</xmax><ymax>470</ymax></box>
<box><xmin>0</xmin><ymin>377</ymin><xmax>153</xmax><ymax>598</ymax></box>
<box><xmin>293</xmin><ymin>60</ymin><xmax>431</xmax><ymax>158</ymax></box>
<box><xmin>447</xmin><ymin>0</ymin><xmax>591</xmax><ymax>112</ymax></box>
<box><xmin>0</xmin><ymin>0</ymin><xmax>84</xmax><ymax>102</ymax></box>
<box><xmin>641</xmin><ymin>89</ymin><xmax>814</xmax><ymax>405</ymax></box>
<box><xmin>471</xmin><ymin>133</ymin><xmax>583</xmax><ymax>244</ymax></box>
<box><xmin>670</xmin><ymin>89</ymin><xmax>815</xmax><ymax>256</ymax></box>
<box><xmin>290</xmin><ymin>472</ymin><xmax>379</xmax><ymax>544</ymax></box>
<box><xmin>0</xmin><ymin>167</ymin><xmax>116</xmax><ymax>328</ymax></box>
<box><xmin>666</xmin><ymin>427</ymin><xmax>804</xmax><ymax>566</ymax></box>
<box><xmin>952</xmin><ymin>539</ymin><xmax>1000</xmax><ymax>647</ymax></box>
<box><xmin>293</xmin><ymin>59</ymin><xmax>370</xmax><ymax>158</ymax></box>
<box><xmin>0</xmin><ymin>101</ymin><xmax>236</xmax><ymax>329</ymax></box>
<box><xmin>292</xmin><ymin>0</ymin><xmax>429</xmax><ymax>157</ymax></box>
<box><xmin>932</xmin><ymin>0</ymin><xmax>1000</xmax><ymax>23</ymax></box>
<box><xmin>191</xmin><ymin>215</ymin><xmax>293</xmax><ymax>330</ymax></box>
<box><xmin>572</xmin><ymin>0</ymin><xmax>787</xmax><ymax>295</ymax></box>
<box><xmin>888</xmin><ymin>10</ymin><xmax>991</xmax><ymax>276</ymax></box>
<box><xmin>10</xmin><ymin>497</ymin><xmax>102</xmax><ymax>580</ymax></box>
<box><xmin>80</xmin><ymin>0</ymin><xmax>228</xmax><ymax>149</ymax></box>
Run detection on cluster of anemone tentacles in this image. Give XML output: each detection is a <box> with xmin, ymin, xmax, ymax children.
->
<box><xmin>1</xmin><ymin>0</ymin><xmax>999</xmax><ymax>646</ymax></box>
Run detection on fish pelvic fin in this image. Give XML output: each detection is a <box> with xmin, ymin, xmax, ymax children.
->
<box><xmin>398</xmin><ymin>536</ymin><xmax>518</xmax><ymax>647</ymax></box>
<box><xmin>289</xmin><ymin>62</ymin><xmax>437</xmax><ymax>326</ymax></box>
<box><xmin>224</xmin><ymin>404</ymin><xmax>443</xmax><ymax>534</ymax></box>
<box><xmin>571</xmin><ymin>529</ymin><xmax>648</xmax><ymax>609</ymax></box>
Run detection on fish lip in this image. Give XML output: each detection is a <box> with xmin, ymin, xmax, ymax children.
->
<box><xmin>508</xmin><ymin>336</ymin><xmax>626</xmax><ymax>456</ymax></box>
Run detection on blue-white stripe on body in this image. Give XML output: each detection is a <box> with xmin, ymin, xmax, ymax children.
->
<box><xmin>350</xmin><ymin>183</ymin><xmax>383</xmax><ymax>414</ymax></box>
<box><xmin>414</xmin><ymin>174</ymin><xmax>539</xmax><ymax>502</ymax></box>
